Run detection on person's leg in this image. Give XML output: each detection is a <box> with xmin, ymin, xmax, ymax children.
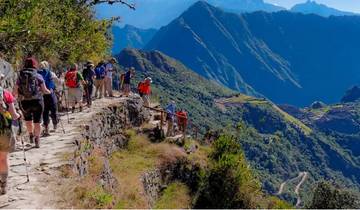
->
<box><xmin>33</xmin><ymin>100</ymin><xmax>44</xmax><ymax>148</ymax></box>
<box><xmin>0</xmin><ymin>152</ymin><xmax>8</xmax><ymax>195</ymax></box>
<box><xmin>108</xmin><ymin>77</ymin><xmax>113</xmax><ymax>97</ymax></box>
<box><xmin>68</xmin><ymin>88</ymin><xmax>76</xmax><ymax>112</ymax></box>
<box><xmin>76</xmin><ymin>88</ymin><xmax>83</xmax><ymax>112</ymax></box>
<box><xmin>50</xmin><ymin>92</ymin><xmax>58</xmax><ymax>129</ymax></box>
<box><xmin>103</xmin><ymin>77</ymin><xmax>108</xmax><ymax>97</ymax></box>
<box><xmin>100</xmin><ymin>79</ymin><xmax>104</xmax><ymax>98</ymax></box>
<box><xmin>42</xmin><ymin>95</ymin><xmax>51</xmax><ymax>136</ymax></box>
<box><xmin>88</xmin><ymin>84</ymin><xmax>93</xmax><ymax>105</ymax></box>
<box><xmin>94</xmin><ymin>80</ymin><xmax>99</xmax><ymax>98</ymax></box>
<box><xmin>21</xmin><ymin>101</ymin><xmax>35</xmax><ymax>142</ymax></box>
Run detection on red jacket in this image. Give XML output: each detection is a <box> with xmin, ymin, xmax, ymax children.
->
<box><xmin>138</xmin><ymin>81</ymin><xmax>151</xmax><ymax>95</ymax></box>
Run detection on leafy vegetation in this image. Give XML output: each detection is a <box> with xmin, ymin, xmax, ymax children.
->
<box><xmin>308</xmin><ymin>182</ymin><xmax>359</xmax><ymax>209</ymax></box>
<box><xmin>0</xmin><ymin>0</ymin><xmax>114</xmax><ymax>65</ymax></box>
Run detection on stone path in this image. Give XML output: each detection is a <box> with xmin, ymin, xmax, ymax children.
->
<box><xmin>1</xmin><ymin>96</ymin><xmax>126</xmax><ymax>208</ymax></box>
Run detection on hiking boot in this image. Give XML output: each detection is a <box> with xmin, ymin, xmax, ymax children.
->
<box><xmin>42</xmin><ymin>126</ymin><xmax>50</xmax><ymax>137</ymax></box>
<box><xmin>53</xmin><ymin>123</ymin><xmax>57</xmax><ymax>131</ymax></box>
<box><xmin>71</xmin><ymin>107</ymin><xmax>75</xmax><ymax>113</ymax></box>
<box><xmin>34</xmin><ymin>137</ymin><xmax>40</xmax><ymax>148</ymax></box>
<box><xmin>0</xmin><ymin>174</ymin><xmax>7</xmax><ymax>195</ymax></box>
<box><xmin>29</xmin><ymin>133</ymin><xmax>34</xmax><ymax>144</ymax></box>
<box><xmin>79</xmin><ymin>106</ymin><xmax>83</xmax><ymax>112</ymax></box>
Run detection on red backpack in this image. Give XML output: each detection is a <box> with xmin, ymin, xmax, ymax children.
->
<box><xmin>65</xmin><ymin>71</ymin><xmax>78</xmax><ymax>88</ymax></box>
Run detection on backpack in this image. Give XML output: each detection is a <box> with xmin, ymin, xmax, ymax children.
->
<box><xmin>38</xmin><ymin>69</ymin><xmax>55</xmax><ymax>90</ymax></box>
<box><xmin>137</xmin><ymin>81</ymin><xmax>145</xmax><ymax>94</ymax></box>
<box><xmin>0</xmin><ymin>87</ymin><xmax>12</xmax><ymax>133</ymax></box>
<box><xmin>65</xmin><ymin>71</ymin><xmax>79</xmax><ymax>88</ymax></box>
<box><xmin>95</xmin><ymin>65</ymin><xmax>106</xmax><ymax>79</ymax></box>
<box><xmin>18</xmin><ymin>69</ymin><xmax>40</xmax><ymax>100</ymax></box>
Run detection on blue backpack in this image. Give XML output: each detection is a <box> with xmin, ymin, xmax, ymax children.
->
<box><xmin>95</xmin><ymin>65</ymin><xmax>106</xmax><ymax>79</ymax></box>
<box><xmin>38</xmin><ymin>69</ymin><xmax>55</xmax><ymax>90</ymax></box>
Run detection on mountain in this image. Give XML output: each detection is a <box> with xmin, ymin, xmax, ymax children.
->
<box><xmin>111</xmin><ymin>25</ymin><xmax>157</xmax><ymax>55</ymax></box>
<box><xmin>116</xmin><ymin>48</ymin><xmax>360</xmax><ymax>206</ymax></box>
<box><xmin>291</xmin><ymin>0</ymin><xmax>357</xmax><ymax>17</ymax></box>
<box><xmin>208</xmin><ymin>0</ymin><xmax>284</xmax><ymax>13</ymax></box>
<box><xmin>96</xmin><ymin>0</ymin><xmax>284</xmax><ymax>29</ymax></box>
<box><xmin>146</xmin><ymin>1</ymin><xmax>360</xmax><ymax>106</ymax></box>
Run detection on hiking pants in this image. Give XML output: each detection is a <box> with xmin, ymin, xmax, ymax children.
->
<box><xmin>104</xmin><ymin>77</ymin><xmax>113</xmax><ymax>97</ymax></box>
<box><xmin>84</xmin><ymin>83</ymin><xmax>93</xmax><ymax>106</ymax></box>
<box><xmin>94</xmin><ymin>79</ymin><xmax>104</xmax><ymax>98</ymax></box>
<box><xmin>166</xmin><ymin>119</ymin><xmax>174</xmax><ymax>137</ymax></box>
<box><xmin>43</xmin><ymin>92</ymin><xmax>58</xmax><ymax>126</ymax></box>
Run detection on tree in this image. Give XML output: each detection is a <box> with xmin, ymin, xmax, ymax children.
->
<box><xmin>308</xmin><ymin>182</ymin><xmax>359</xmax><ymax>209</ymax></box>
<box><xmin>0</xmin><ymin>0</ymin><xmax>134</xmax><ymax>66</ymax></box>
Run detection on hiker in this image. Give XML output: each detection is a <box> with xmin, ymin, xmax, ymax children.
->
<box><xmin>138</xmin><ymin>77</ymin><xmax>152</xmax><ymax>107</ymax></box>
<box><xmin>82</xmin><ymin>61</ymin><xmax>95</xmax><ymax>107</ymax></box>
<box><xmin>104</xmin><ymin>57</ymin><xmax>117</xmax><ymax>97</ymax></box>
<box><xmin>38</xmin><ymin>61</ymin><xmax>58</xmax><ymax>136</ymax></box>
<box><xmin>13</xmin><ymin>57</ymin><xmax>51</xmax><ymax>148</ymax></box>
<box><xmin>65</xmin><ymin>63</ymin><xmax>85</xmax><ymax>113</ymax></box>
<box><xmin>165</xmin><ymin>101</ymin><xmax>176</xmax><ymax>137</ymax></box>
<box><xmin>123</xmin><ymin>67</ymin><xmax>135</xmax><ymax>97</ymax></box>
<box><xmin>0</xmin><ymin>78</ymin><xmax>21</xmax><ymax>195</ymax></box>
<box><xmin>94</xmin><ymin>61</ymin><xmax>106</xmax><ymax>99</ymax></box>
<box><xmin>176</xmin><ymin>109</ymin><xmax>188</xmax><ymax>138</ymax></box>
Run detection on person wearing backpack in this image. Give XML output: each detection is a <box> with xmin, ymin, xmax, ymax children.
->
<box><xmin>65</xmin><ymin>63</ymin><xmax>85</xmax><ymax>113</ymax></box>
<box><xmin>0</xmin><ymin>83</ymin><xmax>21</xmax><ymax>195</ymax></box>
<box><xmin>13</xmin><ymin>57</ymin><xmax>51</xmax><ymax>148</ymax></box>
<box><xmin>38</xmin><ymin>61</ymin><xmax>59</xmax><ymax>136</ymax></box>
<box><xmin>165</xmin><ymin>101</ymin><xmax>176</xmax><ymax>137</ymax></box>
<box><xmin>138</xmin><ymin>77</ymin><xmax>152</xmax><ymax>107</ymax></box>
<box><xmin>104</xmin><ymin>57</ymin><xmax>117</xmax><ymax>97</ymax></box>
<box><xmin>176</xmin><ymin>109</ymin><xmax>188</xmax><ymax>138</ymax></box>
<box><xmin>123</xmin><ymin>67</ymin><xmax>135</xmax><ymax>97</ymax></box>
<box><xmin>94</xmin><ymin>61</ymin><xmax>106</xmax><ymax>99</ymax></box>
<box><xmin>82</xmin><ymin>61</ymin><xmax>95</xmax><ymax>108</ymax></box>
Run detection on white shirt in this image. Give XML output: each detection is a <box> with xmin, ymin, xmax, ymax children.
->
<box><xmin>105</xmin><ymin>63</ymin><xmax>113</xmax><ymax>78</ymax></box>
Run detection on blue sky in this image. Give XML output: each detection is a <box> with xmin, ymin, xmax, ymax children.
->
<box><xmin>96</xmin><ymin>0</ymin><xmax>360</xmax><ymax>29</ymax></box>
<box><xmin>265</xmin><ymin>0</ymin><xmax>360</xmax><ymax>12</ymax></box>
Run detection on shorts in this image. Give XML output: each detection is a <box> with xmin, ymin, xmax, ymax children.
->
<box><xmin>21</xmin><ymin>99</ymin><xmax>44</xmax><ymax>123</ymax></box>
<box><xmin>68</xmin><ymin>88</ymin><xmax>83</xmax><ymax>104</ymax></box>
<box><xmin>0</xmin><ymin>130</ymin><xmax>14</xmax><ymax>152</ymax></box>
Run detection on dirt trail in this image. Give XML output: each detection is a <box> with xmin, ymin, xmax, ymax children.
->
<box><xmin>1</xmin><ymin>96</ymin><xmax>126</xmax><ymax>208</ymax></box>
<box><xmin>277</xmin><ymin>172</ymin><xmax>308</xmax><ymax>207</ymax></box>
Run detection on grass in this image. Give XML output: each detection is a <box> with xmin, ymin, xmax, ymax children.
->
<box><xmin>109</xmin><ymin>130</ymin><xmax>186</xmax><ymax>208</ymax></box>
<box><xmin>154</xmin><ymin>182</ymin><xmax>192</xmax><ymax>209</ymax></box>
<box><xmin>219</xmin><ymin>94</ymin><xmax>312</xmax><ymax>135</ymax></box>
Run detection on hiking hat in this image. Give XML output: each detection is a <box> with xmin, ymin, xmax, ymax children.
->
<box><xmin>145</xmin><ymin>77</ymin><xmax>152</xmax><ymax>83</ymax></box>
<box><xmin>86</xmin><ymin>60</ymin><xmax>94</xmax><ymax>67</ymax></box>
<box><xmin>24</xmin><ymin>57</ymin><xmax>38</xmax><ymax>69</ymax></box>
<box><xmin>110</xmin><ymin>57</ymin><xmax>118</xmax><ymax>64</ymax></box>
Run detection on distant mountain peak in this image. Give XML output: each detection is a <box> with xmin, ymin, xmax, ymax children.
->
<box><xmin>291</xmin><ymin>0</ymin><xmax>357</xmax><ymax>17</ymax></box>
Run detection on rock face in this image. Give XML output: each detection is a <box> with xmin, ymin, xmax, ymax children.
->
<box><xmin>73</xmin><ymin>96</ymin><xmax>150</xmax><ymax>191</ymax></box>
<box><xmin>341</xmin><ymin>86</ymin><xmax>360</xmax><ymax>103</ymax></box>
<box><xmin>0</xmin><ymin>58</ymin><xmax>16</xmax><ymax>89</ymax></box>
<box><xmin>141</xmin><ymin>158</ymin><xmax>201</xmax><ymax>207</ymax></box>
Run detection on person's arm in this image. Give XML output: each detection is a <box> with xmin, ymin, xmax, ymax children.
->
<box><xmin>12</xmin><ymin>84</ymin><xmax>19</xmax><ymax>99</ymax></box>
<box><xmin>7</xmin><ymin>102</ymin><xmax>20</xmax><ymax>120</ymax></box>
<box><xmin>78</xmin><ymin>72</ymin><xmax>86</xmax><ymax>85</ymax></box>
<box><xmin>41</xmin><ymin>83</ymin><xmax>51</xmax><ymax>94</ymax></box>
<box><xmin>51</xmin><ymin>71</ymin><xmax>61</xmax><ymax>84</ymax></box>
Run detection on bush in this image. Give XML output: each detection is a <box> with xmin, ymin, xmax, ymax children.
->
<box><xmin>308</xmin><ymin>182</ymin><xmax>359</xmax><ymax>209</ymax></box>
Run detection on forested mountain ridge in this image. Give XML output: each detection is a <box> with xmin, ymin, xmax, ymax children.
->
<box><xmin>116</xmin><ymin>48</ymin><xmax>360</xmax><ymax>206</ymax></box>
<box><xmin>146</xmin><ymin>1</ymin><xmax>360</xmax><ymax>106</ymax></box>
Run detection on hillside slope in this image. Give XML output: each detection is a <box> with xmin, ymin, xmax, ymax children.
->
<box><xmin>116</xmin><ymin>48</ymin><xmax>360</xmax><ymax>206</ymax></box>
<box><xmin>111</xmin><ymin>25</ymin><xmax>157</xmax><ymax>54</ymax></box>
<box><xmin>146</xmin><ymin>1</ymin><xmax>360</xmax><ymax>106</ymax></box>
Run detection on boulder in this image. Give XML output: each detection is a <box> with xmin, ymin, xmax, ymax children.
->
<box><xmin>0</xmin><ymin>58</ymin><xmax>16</xmax><ymax>89</ymax></box>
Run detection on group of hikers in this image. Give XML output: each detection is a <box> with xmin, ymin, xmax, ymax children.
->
<box><xmin>0</xmin><ymin>56</ymin><xmax>189</xmax><ymax>196</ymax></box>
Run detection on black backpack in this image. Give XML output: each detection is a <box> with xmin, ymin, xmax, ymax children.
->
<box><xmin>18</xmin><ymin>69</ymin><xmax>40</xmax><ymax>100</ymax></box>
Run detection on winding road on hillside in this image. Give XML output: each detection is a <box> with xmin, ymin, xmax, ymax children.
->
<box><xmin>277</xmin><ymin>172</ymin><xmax>308</xmax><ymax>207</ymax></box>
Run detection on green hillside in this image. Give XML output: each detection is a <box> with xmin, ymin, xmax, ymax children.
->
<box><xmin>117</xmin><ymin>48</ymin><xmax>360</xmax><ymax>206</ymax></box>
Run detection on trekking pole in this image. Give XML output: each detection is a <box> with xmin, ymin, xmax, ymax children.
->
<box><xmin>18</xmin><ymin>119</ymin><xmax>30</xmax><ymax>183</ymax></box>
<box><xmin>62</xmin><ymin>87</ymin><xmax>70</xmax><ymax>124</ymax></box>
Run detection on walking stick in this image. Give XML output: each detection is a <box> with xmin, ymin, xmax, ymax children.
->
<box><xmin>62</xmin><ymin>86</ymin><xmax>70</xmax><ymax>124</ymax></box>
<box><xmin>17</xmin><ymin>120</ymin><xmax>30</xmax><ymax>183</ymax></box>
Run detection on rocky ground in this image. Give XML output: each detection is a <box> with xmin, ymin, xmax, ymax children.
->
<box><xmin>1</xmin><ymin>96</ymin><xmax>128</xmax><ymax>208</ymax></box>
